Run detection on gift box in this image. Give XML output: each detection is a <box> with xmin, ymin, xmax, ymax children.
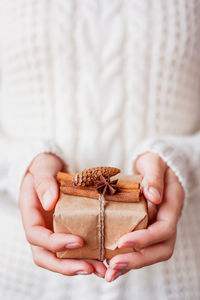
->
<box><xmin>53</xmin><ymin>168</ymin><xmax>148</xmax><ymax>261</ymax></box>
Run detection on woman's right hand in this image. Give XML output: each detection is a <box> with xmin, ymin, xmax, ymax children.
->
<box><xmin>18</xmin><ymin>153</ymin><xmax>106</xmax><ymax>277</ymax></box>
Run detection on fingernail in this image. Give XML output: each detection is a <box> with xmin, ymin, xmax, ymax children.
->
<box><xmin>65</xmin><ymin>242</ymin><xmax>82</xmax><ymax>249</ymax></box>
<box><xmin>111</xmin><ymin>272</ymin><xmax>122</xmax><ymax>282</ymax></box>
<box><xmin>112</xmin><ymin>263</ymin><xmax>128</xmax><ymax>270</ymax></box>
<box><xmin>141</xmin><ymin>181</ymin><xmax>148</xmax><ymax>189</ymax></box>
<box><xmin>42</xmin><ymin>190</ymin><xmax>54</xmax><ymax>209</ymax></box>
<box><xmin>119</xmin><ymin>242</ymin><xmax>137</xmax><ymax>248</ymax></box>
<box><xmin>76</xmin><ymin>271</ymin><xmax>89</xmax><ymax>275</ymax></box>
<box><xmin>149</xmin><ymin>187</ymin><xmax>161</xmax><ymax>201</ymax></box>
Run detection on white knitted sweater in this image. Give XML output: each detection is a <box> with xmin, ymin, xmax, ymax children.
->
<box><xmin>0</xmin><ymin>1</ymin><xmax>200</xmax><ymax>299</ymax></box>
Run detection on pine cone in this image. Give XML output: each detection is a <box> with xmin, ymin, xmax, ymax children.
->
<box><xmin>72</xmin><ymin>167</ymin><xmax>120</xmax><ymax>186</ymax></box>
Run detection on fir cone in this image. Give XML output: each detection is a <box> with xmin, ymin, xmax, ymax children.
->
<box><xmin>72</xmin><ymin>167</ymin><xmax>120</xmax><ymax>186</ymax></box>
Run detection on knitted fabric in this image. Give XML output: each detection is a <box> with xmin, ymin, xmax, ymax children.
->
<box><xmin>0</xmin><ymin>0</ymin><xmax>200</xmax><ymax>299</ymax></box>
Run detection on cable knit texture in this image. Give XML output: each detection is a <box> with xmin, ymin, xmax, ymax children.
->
<box><xmin>0</xmin><ymin>0</ymin><xmax>200</xmax><ymax>299</ymax></box>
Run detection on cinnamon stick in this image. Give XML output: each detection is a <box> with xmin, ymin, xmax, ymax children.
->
<box><xmin>57</xmin><ymin>172</ymin><xmax>74</xmax><ymax>182</ymax></box>
<box><xmin>57</xmin><ymin>172</ymin><xmax>141</xmax><ymax>190</ymax></box>
<box><xmin>60</xmin><ymin>186</ymin><xmax>140</xmax><ymax>202</ymax></box>
<box><xmin>60</xmin><ymin>180</ymin><xmax>139</xmax><ymax>193</ymax></box>
<box><xmin>57</xmin><ymin>171</ymin><xmax>142</xmax><ymax>203</ymax></box>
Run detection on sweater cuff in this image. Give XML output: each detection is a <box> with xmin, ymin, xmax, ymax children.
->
<box><xmin>129</xmin><ymin>137</ymin><xmax>189</xmax><ymax>203</ymax></box>
<box><xmin>9</xmin><ymin>140</ymin><xmax>67</xmax><ymax>202</ymax></box>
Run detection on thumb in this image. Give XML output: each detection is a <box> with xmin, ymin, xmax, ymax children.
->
<box><xmin>34</xmin><ymin>176</ymin><xmax>59</xmax><ymax>211</ymax></box>
<box><xmin>29</xmin><ymin>153</ymin><xmax>64</xmax><ymax>211</ymax></box>
<box><xmin>136</xmin><ymin>152</ymin><xmax>167</xmax><ymax>204</ymax></box>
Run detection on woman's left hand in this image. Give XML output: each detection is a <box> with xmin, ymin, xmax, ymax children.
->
<box><xmin>105</xmin><ymin>152</ymin><xmax>185</xmax><ymax>282</ymax></box>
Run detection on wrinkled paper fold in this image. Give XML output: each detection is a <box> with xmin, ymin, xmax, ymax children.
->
<box><xmin>53</xmin><ymin>174</ymin><xmax>148</xmax><ymax>260</ymax></box>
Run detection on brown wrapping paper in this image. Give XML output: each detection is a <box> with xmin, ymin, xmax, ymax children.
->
<box><xmin>53</xmin><ymin>174</ymin><xmax>148</xmax><ymax>260</ymax></box>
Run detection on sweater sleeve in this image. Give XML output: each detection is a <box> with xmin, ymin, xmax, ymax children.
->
<box><xmin>130</xmin><ymin>132</ymin><xmax>200</xmax><ymax>204</ymax></box>
<box><xmin>0</xmin><ymin>134</ymin><xmax>67</xmax><ymax>202</ymax></box>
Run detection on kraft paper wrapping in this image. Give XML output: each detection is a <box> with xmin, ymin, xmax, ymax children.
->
<box><xmin>53</xmin><ymin>174</ymin><xmax>148</xmax><ymax>260</ymax></box>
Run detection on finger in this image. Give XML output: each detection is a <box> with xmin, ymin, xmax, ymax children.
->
<box><xmin>147</xmin><ymin>200</ymin><xmax>158</xmax><ymax>225</ymax></box>
<box><xmin>105</xmin><ymin>268</ymin><xmax>128</xmax><ymax>283</ymax></box>
<box><xmin>85</xmin><ymin>259</ymin><xmax>107</xmax><ymax>278</ymax></box>
<box><xmin>159</xmin><ymin>168</ymin><xmax>184</xmax><ymax>221</ymax></box>
<box><xmin>117</xmin><ymin>220</ymin><xmax>175</xmax><ymax>251</ymax></box>
<box><xmin>20</xmin><ymin>173</ymin><xmax>84</xmax><ymax>251</ymax></box>
<box><xmin>31</xmin><ymin>246</ymin><xmax>94</xmax><ymax>276</ymax></box>
<box><xmin>165</xmin><ymin>168</ymin><xmax>185</xmax><ymax>205</ymax></box>
<box><xmin>109</xmin><ymin>234</ymin><xmax>176</xmax><ymax>271</ymax></box>
<box><xmin>106</xmin><ymin>258</ymin><xmax>111</xmax><ymax>265</ymax></box>
<box><xmin>118</xmin><ymin>172</ymin><xmax>182</xmax><ymax>250</ymax></box>
<box><xmin>136</xmin><ymin>152</ymin><xmax>167</xmax><ymax>204</ymax></box>
<box><xmin>34</xmin><ymin>175</ymin><xmax>59</xmax><ymax>211</ymax></box>
<box><xmin>105</xmin><ymin>259</ymin><xmax>128</xmax><ymax>282</ymax></box>
<box><xmin>29</xmin><ymin>153</ymin><xmax>63</xmax><ymax>210</ymax></box>
<box><xmin>27</xmin><ymin>226</ymin><xmax>84</xmax><ymax>252</ymax></box>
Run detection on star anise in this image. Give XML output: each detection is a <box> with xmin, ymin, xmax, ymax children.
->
<box><xmin>95</xmin><ymin>175</ymin><xmax>119</xmax><ymax>196</ymax></box>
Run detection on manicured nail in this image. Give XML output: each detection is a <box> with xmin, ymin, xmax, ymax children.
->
<box><xmin>149</xmin><ymin>187</ymin><xmax>161</xmax><ymax>201</ymax></box>
<box><xmin>111</xmin><ymin>272</ymin><xmax>122</xmax><ymax>282</ymax></box>
<box><xmin>76</xmin><ymin>271</ymin><xmax>89</xmax><ymax>275</ymax></box>
<box><xmin>43</xmin><ymin>190</ymin><xmax>54</xmax><ymax>209</ymax></box>
<box><xmin>141</xmin><ymin>181</ymin><xmax>148</xmax><ymax>189</ymax></box>
<box><xmin>119</xmin><ymin>241</ymin><xmax>137</xmax><ymax>248</ymax></box>
<box><xmin>112</xmin><ymin>263</ymin><xmax>128</xmax><ymax>270</ymax></box>
<box><xmin>65</xmin><ymin>242</ymin><xmax>82</xmax><ymax>249</ymax></box>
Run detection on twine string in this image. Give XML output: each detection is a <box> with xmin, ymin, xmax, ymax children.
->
<box><xmin>98</xmin><ymin>193</ymin><xmax>106</xmax><ymax>261</ymax></box>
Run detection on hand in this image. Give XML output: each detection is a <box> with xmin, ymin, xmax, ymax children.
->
<box><xmin>105</xmin><ymin>152</ymin><xmax>184</xmax><ymax>282</ymax></box>
<box><xmin>18</xmin><ymin>153</ymin><xmax>106</xmax><ymax>278</ymax></box>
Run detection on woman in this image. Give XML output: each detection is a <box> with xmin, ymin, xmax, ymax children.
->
<box><xmin>0</xmin><ymin>1</ymin><xmax>200</xmax><ymax>299</ymax></box>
